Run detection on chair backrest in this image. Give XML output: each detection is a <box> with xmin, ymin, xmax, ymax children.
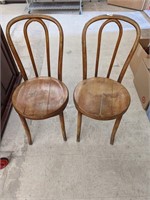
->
<box><xmin>82</xmin><ymin>14</ymin><xmax>141</xmax><ymax>83</ymax></box>
<box><xmin>6</xmin><ymin>15</ymin><xmax>64</xmax><ymax>81</ymax></box>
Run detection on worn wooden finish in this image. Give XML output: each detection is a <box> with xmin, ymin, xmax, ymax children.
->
<box><xmin>77</xmin><ymin>111</ymin><xmax>82</xmax><ymax>142</ymax></box>
<box><xmin>24</xmin><ymin>18</ymin><xmax>51</xmax><ymax>77</ymax></box>
<box><xmin>18</xmin><ymin>114</ymin><xmax>32</xmax><ymax>145</ymax></box>
<box><xmin>6</xmin><ymin>14</ymin><xmax>64</xmax><ymax>81</ymax></box>
<box><xmin>59</xmin><ymin>112</ymin><xmax>67</xmax><ymax>141</ymax></box>
<box><xmin>82</xmin><ymin>15</ymin><xmax>141</xmax><ymax>81</ymax></box>
<box><xmin>12</xmin><ymin>77</ymin><xmax>68</xmax><ymax>119</ymax></box>
<box><xmin>6</xmin><ymin>15</ymin><xmax>68</xmax><ymax>144</ymax></box>
<box><xmin>74</xmin><ymin>14</ymin><xmax>141</xmax><ymax>144</ymax></box>
<box><xmin>74</xmin><ymin>77</ymin><xmax>130</xmax><ymax>120</ymax></box>
<box><xmin>110</xmin><ymin>115</ymin><xmax>122</xmax><ymax>145</ymax></box>
<box><xmin>95</xmin><ymin>19</ymin><xmax>123</xmax><ymax>78</ymax></box>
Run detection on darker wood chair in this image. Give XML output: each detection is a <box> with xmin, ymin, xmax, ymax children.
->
<box><xmin>6</xmin><ymin>15</ymin><xmax>69</xmax><ymax>145</ymax></box>
<box><xmin>73</xmin><ymin>15</ymin><xmax>141</xmax><ymax>144</ymax></box>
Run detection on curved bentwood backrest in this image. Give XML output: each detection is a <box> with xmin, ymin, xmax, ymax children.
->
<box><xmin>6</xmin><ymin>15</ymin><xmax>64</xmax><ymax>81</ymax></box>
<box><xmin>82</xmin><ymin>15</ymin><xmax>141</xmax><ymax>83</ymax></box>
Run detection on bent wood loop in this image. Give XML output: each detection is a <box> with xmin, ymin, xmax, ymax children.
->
<box><xmin>95</xmin><ymin>19</ymin><xmax>123</xmax><ymax>78</ymax></box>
<box><xmin>6</xmin><ymin>15</ymin><xmax>64</xmax><ymax>81</ymax></box>
<box><xmin>24</xmin><ymin>18</ymin><xmax>50</xmax><ymax>77</ymax></box>
<box><xmin>82</xmin><ymin>14</ymin><xmax>141</xmax><ymax>82</ymax></box>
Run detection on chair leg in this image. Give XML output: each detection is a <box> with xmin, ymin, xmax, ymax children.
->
<box><xmin>59</xmin><ymin>112</ymin><xmax>67</xmax><ymax>141</ymax></box>
<box><xmin>110</xmin><ymin>115</ymin><xmax>122</xmax><ymax>145</ymax></box>
<box><xmin>77</xmin><ymin>111</ymin><xmax>82</xmax><ymax>142</ymax></box>
<box><xmin>18</xmin><ymin>114</ymin><xmax>33</xmax><ymax>145</ymax></box>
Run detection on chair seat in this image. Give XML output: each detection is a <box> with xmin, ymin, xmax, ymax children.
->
<box><xmin>12</xmin><ymin>77</ymin><xmax>69</xmax><ymax>120</ymax></box>
<box><xmin>74</xmin><ymin>77</ymin><xmax>130</xmax><ymax>120</ymax></box>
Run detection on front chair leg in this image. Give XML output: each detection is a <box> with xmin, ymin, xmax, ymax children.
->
<box><xmin>77</xmin><ymin>111</ymin><xmax>82</xmax><ymax>142</ymax></box>
<box><xmin>59</xmin><ymin>112</ymin><xmax>67</xmax><ymax>141</ymax></box>
<box><xmin>110</xmin><ymin>115</ymin><xmax>122</xmax><ymax>145</ymax></box>
<box><xmin>18</xmin><ymin>114</ymin><xmax>33</xmax><ymax>145</ymax></box>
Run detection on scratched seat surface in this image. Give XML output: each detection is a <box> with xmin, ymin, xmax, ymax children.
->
<box><xmin>12</xmin><ymin>77</ymin><xmax>68</xmax><ymax>120</ymax></box>
<box><xmin>74</xmin><ymin>77</ymin><xmax>130</xmax><ymax>120</ymax></box>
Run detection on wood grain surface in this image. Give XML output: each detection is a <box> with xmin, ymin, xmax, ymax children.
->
<box><xmin>74</xmin><ymin>77</ymin><xmax>130</xmax><ymax>120</ymax></box>
<box><xmin>12</xmin><ymin>77</ymin><xmax>68</xmax><ymax>120</ymax></box>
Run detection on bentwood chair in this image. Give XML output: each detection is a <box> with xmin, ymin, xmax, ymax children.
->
<box><xmin>73</xmin><ymin>15</ymin><xmax>141</xmax><ymax>144</ymax></box>
<box><xmin>6</xmin><ymin>15</ymin><xmax>69</xmax><ymax>145</ymax></box>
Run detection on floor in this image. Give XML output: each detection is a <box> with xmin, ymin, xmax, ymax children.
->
<box><xmin>0</xmin><ymin>1</ymin><xmax>150</xmax><ymax>200</ymax></box>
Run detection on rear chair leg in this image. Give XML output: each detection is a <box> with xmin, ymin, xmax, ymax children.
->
<box><xmin>59</xmin><ymin>112</ymin><xmax>67</xmax><ymax>141</ymax></box>
<box><xmin>77</xmin><ymin>111</ymin><xmax>82</xmax><ymax>142</ymax></box>
<box><xmin>110</xmin><ymin>115</ymin><xmax>122</xmax><ymax>145</ymax></box>
<box><xmin>18</xmin><ymin>114</ymin><xmax>33</xmax><ymax>145</ymax></box>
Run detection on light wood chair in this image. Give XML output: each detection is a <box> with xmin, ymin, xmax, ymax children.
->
<box><xmin>73</xmin><ymin>15</ymin><xmax>141</xmax><ymax>144</ymax></box>
<box><xmin>6</xmin><ymin>15</ymin><xmax>69</xmax><ymax>145</ymax></box>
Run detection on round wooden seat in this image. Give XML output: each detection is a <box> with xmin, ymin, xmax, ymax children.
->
<box><xmin>12</xmin><ymin>77</ymin><xmax>69</xmax><ymax>120</ymax></box>
<box><xmin>74</xmin><ymin>77</ymin><xmax>130</xmax><ymax>120</ymax></box>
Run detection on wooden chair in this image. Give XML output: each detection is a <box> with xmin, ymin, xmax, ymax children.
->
<box><xmin>73</xmin><ymin>15</ymin><xmax>141</xmax><ymax>144</ymax></box>
<box><xmin>6</xmin><ymin>15</ymin><xmax>69</xmax><ymax>145</ymax></box>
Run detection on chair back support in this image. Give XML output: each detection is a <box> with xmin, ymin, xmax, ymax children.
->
<box><xmin>6</xmin><ymin>15</ymin><xmax>64</xmax><ymax>81</ymax></box>
<box><xmin>82</xmin><ymin>15</ymin><xmax>141</xmax><ymax>83</ymax></box>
